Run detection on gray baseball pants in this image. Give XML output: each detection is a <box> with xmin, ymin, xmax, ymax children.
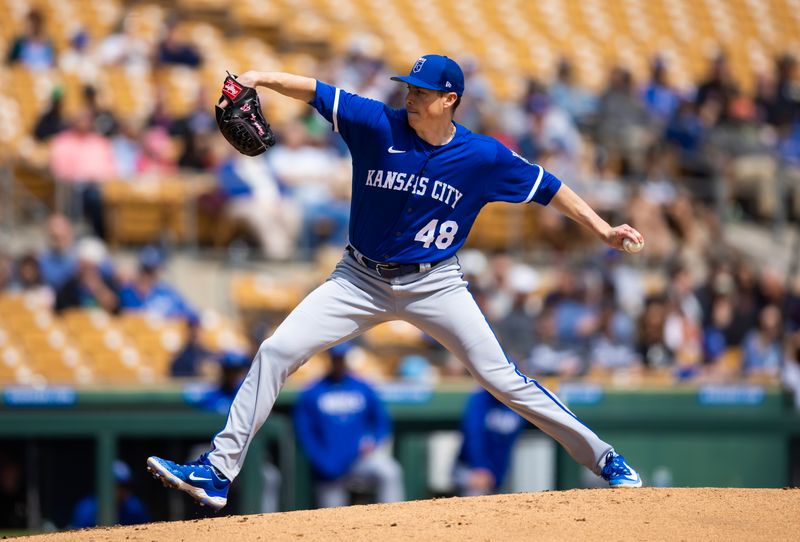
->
<box><xmin>208</xmin><ymin>252</ymin><xmax>613</xmax><ymax>480</ymax></box>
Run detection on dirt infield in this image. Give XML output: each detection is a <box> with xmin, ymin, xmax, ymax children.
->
<box><xmin>17</xmin><ymin>488</ymin><xmax>800</xmax><ymax>542</ymax></box>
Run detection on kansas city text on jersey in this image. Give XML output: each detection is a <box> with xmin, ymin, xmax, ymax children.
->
<box><xmin>364</xmin><ymin>169</ymin><xmax>464</xmax><ymax>209</ymax></box>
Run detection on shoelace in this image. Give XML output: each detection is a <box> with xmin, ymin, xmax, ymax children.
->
<box><xmin>187</xmin><ymin>452</ymin><xmax>228</xmax><ymax>484</ymax></box>
<box><xmin>188</xmin><ymin>452</ymin><xmax>210</xmax><ymax>467</ymax></box>
<box><xmin>601</xmin><ymin>454</ymin><xmax>631</xmax><ymax>479</ymax></box>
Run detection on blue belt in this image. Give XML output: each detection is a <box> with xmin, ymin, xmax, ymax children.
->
<box><xmin>346</xmin><ymin>245</ymin><xmax>442</xmax><ymax>279</ymax></box>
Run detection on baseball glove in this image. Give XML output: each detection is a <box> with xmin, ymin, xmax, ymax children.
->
<box><xmin>215</xmin><ymin>73</ymin><xmax>276</xmax><ymax>156</ymax></box>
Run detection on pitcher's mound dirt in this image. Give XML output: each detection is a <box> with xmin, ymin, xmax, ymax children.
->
<box><xmin>18</xmin><ymin>488</ymin><xmax>800</xmax><ymax>542</ymax></box>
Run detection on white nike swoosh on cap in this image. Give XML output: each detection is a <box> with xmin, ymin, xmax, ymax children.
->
<box><xmin>188</xmin><ymin>472</ymin><xmax>212</xmax><ymax>482</ymax></box>
<box><xmin>387</xmin><ymin>146</ymin><xmax>406</xmax><ymax>153</ymax></box>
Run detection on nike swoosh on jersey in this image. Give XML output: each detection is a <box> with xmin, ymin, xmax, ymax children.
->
<box><xmin>387</xmin><ymin>146</ymin><xmax>406</xmax><ymax>154</ymax></box>
<box><xmin>188</xmin><ymin>472</ymin><xmax>212</xmax><ymax>482</ymax></box>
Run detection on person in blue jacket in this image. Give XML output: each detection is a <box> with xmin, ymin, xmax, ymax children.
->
<box><xmin>118</xmin><ymin>246</ymin><xmax>196</xmax><ymax>321</ymax></box>
<box><xmin>293</xmin><ymin>341</ymin><xmax>404</xmax><ymax>508</ymax></box>
<box><xmin>453</xmin><ymin>388</ymin><xmax>524</xmax><ymax>496</ymax></box>
<box><xmin>70</xmin><ymin>460</ymin><xmax>149</xmax><ymax>528</ymax></box>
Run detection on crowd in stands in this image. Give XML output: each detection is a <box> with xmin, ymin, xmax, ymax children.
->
<box><xmin>0</xmin><ymin>213</ymin><xmax>197</xmax><ymax>323</ymax></box>
<box><xmin>2</xmin><ymin>8</ymin><xmax>800</xmax><ymax>391</ymax></box>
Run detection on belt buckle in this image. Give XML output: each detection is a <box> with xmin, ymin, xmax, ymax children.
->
<box><xmin>375</xmin><ymin>263</ymin><xmax>396</xmax><ymax>278</ymax></box>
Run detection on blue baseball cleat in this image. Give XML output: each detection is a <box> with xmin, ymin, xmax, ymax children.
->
<box><xmin>147</xmin><ymin>453</ymin><xmax>230</xmax><ymax>510</ymax></box>
<box><xmin>601</xmin><ymin>452</ymin><xmax>642</xmax><ymax>488</ymax></box>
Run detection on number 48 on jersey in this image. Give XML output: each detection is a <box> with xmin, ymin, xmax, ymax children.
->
<box><xmin>414</xmin><ymin>219</ymin><xmax>458</xmax><ymax>249</ymax></box>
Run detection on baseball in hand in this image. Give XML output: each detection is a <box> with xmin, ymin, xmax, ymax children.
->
<box><xmin>622</xmin><ymin>237</ymin><xmax>644</xmax><ymax>253</ymax></box>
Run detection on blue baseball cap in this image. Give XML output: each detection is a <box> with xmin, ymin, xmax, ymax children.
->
<box><xmin>138</xmin><ymin>245</ymin><xmax>164</xmax><ymax>270</ymax></box>
<box><xmin>218</xmin><ymin>350</ymin><xmax>250</xmax><ymax>368</ymax></box>
<box><xmin>113</xmin><ymin>460</ymin><xmax>132</xmax><ymax>484</ymax></box>
<box><xmin>391</xmin><ymin>55</ymin><xmax>465</xmax><ymax>96</ymax></box>
<box><xmin>328</xmin><ymin>340</ymin><xmax>353</xmax><ymax>358</ymax></box>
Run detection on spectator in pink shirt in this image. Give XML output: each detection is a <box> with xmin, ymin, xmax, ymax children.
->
<box><xmin>50</xmin><ymin>108</ymin><xmax>118</xmax><ymax>239</ymax></box>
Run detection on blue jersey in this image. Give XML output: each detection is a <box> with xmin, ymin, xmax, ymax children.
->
<box><xmin>119</xmin><ymin>281</ymin><xmax>196</xmax><ymax>320</ymax></box>
<box><xmin>294</xmin><ymin>374</ymin><xmax>391</xmax><ymax>480</ymax></box>
<box><xmin>457</xmin><ymin>388</ymin><xmax>524</xmax><ymax>488</ymax></box>
<box><xmin>309</xmin><ymin>82</ymin><xmax>562</xmax><ymax>263</ymax></box>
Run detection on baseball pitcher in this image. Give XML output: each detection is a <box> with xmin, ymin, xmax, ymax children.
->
<box><xmin>148</xmin><ymin>54</ymin><xmax>644</xmax><ymax>510</ymax></box>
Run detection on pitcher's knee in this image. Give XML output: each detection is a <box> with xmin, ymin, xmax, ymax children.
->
<box><xmin>257</xmin><ymin>337</ymin><xmax>304</xmax><ymax>372</ymax></box>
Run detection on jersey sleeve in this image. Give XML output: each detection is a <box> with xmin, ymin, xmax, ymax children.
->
<box><xmin>309</xmin><ymin>80</ymin><xmax>386</xmax><ymax>141</ymax></box>
<box><xmin>485</xmin><ymin>142</ymin><xmax>562</xmax><ymax>205</ymax></box>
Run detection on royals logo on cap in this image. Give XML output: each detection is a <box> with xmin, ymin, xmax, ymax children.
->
<box><xmin>390</xmin><ymin>54</ymin><xmax>465</xmax><ymax>97</ymax></box>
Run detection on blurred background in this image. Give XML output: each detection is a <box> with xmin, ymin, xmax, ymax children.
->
<box><xmin>0</xmin><ymin>0</ymin><xmax>799</xmax><ymax>535</ymax></box>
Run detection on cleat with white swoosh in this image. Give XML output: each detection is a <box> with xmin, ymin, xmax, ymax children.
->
<box><xmin>147</xmin><ymin>453</ymin><xmax>230</xmax><ymax>510</ymax></box>
<box><xmin>600</xmin><ymin>452</ymin><xmax>642</xmax><ymax>488</ymax></box>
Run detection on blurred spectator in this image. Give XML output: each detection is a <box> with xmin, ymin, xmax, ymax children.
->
<box><xmin>39</xmin><ymin>214</ymin><xmax>78</xmax><ymax>290</ymax></box>
<box><xmin>642</xmin><ymin>56</ymin><xmax>681</xmax><ymax>125</ymax></box>
<box><xmin>595</xmin><ymin>66</ymin><xmax>652</xmax><ymax>174</ymax></box>
<box><xmin>396</xmin><ymin>354</ymin><xmax>436</xmax><ymax>384</ymax></box>
<box><xmin>695</xmin><ymin>54</ymin><xmax>738</xmax><ymax>115</ymax></box>
<box><xmin>663</xmin><ymin>267</ymin><xmax>704</xmax><ymax>375</ymax></box>
<box><xmin>523</xmin><ymin>306</ymin><xmax>583</xmax><ymax>377</ymax></box>
<box><xmin>12</xmin><ymin>253</ymin><xmax>55</xmax><ymax>308</ymax></box>
<box><xmin>0</xmin><ymin>450</ymin><xmax>26</xmax><ymax>529</ymax></box>
<box><xmin>452</xmin><ymin>388</ymin><xmax>523</xmax><ymax>497</ymax></box>
<box><xmin>729</xmin><ymin>258</ymin><xmax>761</xmax><ymax>344</ymax></box>
<box><xmin>6</xmin><ymin>10</ymin><xmax>55</xmax><ymax>70</ymax></box>
<box><xmin>519</xmin><ymin>92</ymin><xmax>582</xmax><ymax>166</ymax></box>
<box><xmin>268</xmin><ymin>122</ymin><xmax>349</xmax><ymax>252</ymax></box>
<box><xmin>82</xmin><ymin>85</ymin><xmax>118</xmax><ymax>137</ymax></box>
<box><xmin>333</xmin><ymin>35</ymin><xmax>392</xmax><ymax>102</ymax></box>
<box><xmin>136</xmin><ymin>124</ymin><xmax>177</xmax><ymax>175</ymax></box>
<box><xmin>702</xmin><ymin>295</ymin><xmax>735</xmax><ymax>365</ymax></box>
<box><xmin>772</xmin><ymin>54</ymin><xmax>800</xmax><ymax>127</ymax></box>
<box><xmin>667</xmin><ymin>265</ymin><xmax>703</xmax><ymax>325</ymax></box>
<box><xmin>664</xmin><ymin>100</ymin><xmax>712</xmax><ymax>177</ymax></box>
<box><xmin>33</xmin><ymin>87</ymin><xmax>66</xmax><ymax>141</ymax></box>
<box><xmin>710</xmin><ymin>89</ymin><xmax>777</xmax><ymax>221</ymax></box>
<box><xmin>588</xmin><ymin>304</ymin><xmax>642</xmax><ymax>373</ymax></box>
<box><xmin>483</xmin><ymin>253</ymin><xmax>518</xmax><ymax>320</ymax></box>
<box><xmin>171</xmin><ymin>88</ymin><xmax>217</xmax><ymax>170</ymax></box>
<box><xmin>156</xmin><ymin>19</ymin><xmax>202</xmax><ymax>67</ymax></box>
<box><xmin>59</xmin><ymin>29</ymin><xmax>99</xmax><ymax>83</ymax></box>
<box><xmin>194</xmin><ymin>350</ymin><xmax>250</xmax><ymax>414</ymax></box>
<box><xmin>95</xmin><ymin>14</ymin><xmax>151</xmax><ymax>72</ymax></box>
<box><xmin>696</xmin><ymin>258</ymin><xmax>735</xmax><ymax>319</ymax></box>
<box><xmin>146</xmin><ymin>88</ymin><xmax>174</xmax><ymax>131</ymax></box>
<box><xmin>216</xmin><ymin>151</ymin><xmax>302</xmax><ymax>260</ymax></box>
<box><xmin>549</xmin><ymin>58</ymin><xmax>597</xmax><ymax>127</ymax></box>
<box><xmin>757</xmin><ymin>267</ymin><xmax>786</xmax><ymax>313</ymax></box>
<box><xmin>50</xmin><ymin>108</ymin><xmax>117</xmax><ymax>239</ymax></box>
<box><xmin>111</xmin><ymin>119</ymin><xmax>144</xmax><ymax>179</ymax></box>
<box><xmin>492</xmin><ymin>264</ymin><xmax>540</xmax><ymax>363</ymax></box>
<box><xmin>547</xmin><ymin>271</ymin><xmax>599</xmax><ymax>346</ymax></box>
<box><xmin>54</xmin><ymin>237</ymin><xmax>120</xmax><ymax>314</ymax></box>
<box><xmin>294</xmin><ymin>342</ymin><xmax>404</xmax><ymax>507</ymax></box>
<box><xmin>454</xmin><ymin>56</ymin><xmax>492</xmax><ymax>130</ymax></box>
<box><xmin>119</xmin><ymin>246</ymin><xmax>196</xmax><ymax>321</ymax></box>
<box><xmin>170</xmin><ymin>313</ymin><xmax>213</xmax><ymax>377</ymax></box>
<box><xmin>742</xmin><ymin>305</ymin><xmax>783</xmax><ymax>377</ymax></box>
<box><xmin>70</xmin><ymin>460</ymin><xmax>149</xmax><ymax>528</ymax></box>
<box><xmin>637</xmin><ymin>296</ymin><xmax>674</xmax><ymax>369</ymax></box>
